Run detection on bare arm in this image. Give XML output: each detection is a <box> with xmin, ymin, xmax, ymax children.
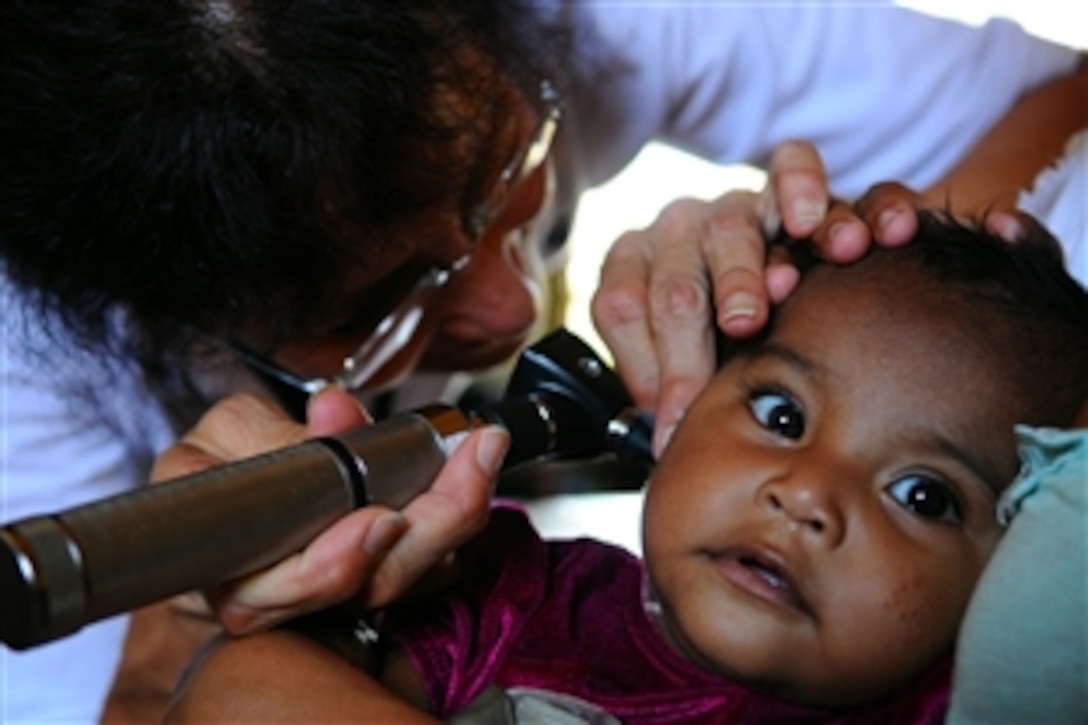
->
<box><xmin>848</xmin><ymin>55</ymin><xmax>1087</xmax><ymax>254</ymax></box>
<box><xmin>165</xmin><ymin>628</ymin><xmax>439</xmax><ymax>723</ymax></box>
<box><xmin>923</xmin><ymin>53</ymin><xmax>1088</xmax><ymax>215</ymax></box>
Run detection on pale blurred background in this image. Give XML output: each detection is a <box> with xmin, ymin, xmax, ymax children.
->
<box><xmin>531</xmin><ymin>3</ymin><xmax>1086</xmax><ymax>553</ymax></box>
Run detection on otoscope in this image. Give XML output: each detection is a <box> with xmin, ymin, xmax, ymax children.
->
<box><xmin>0</xmin><ymin>328</ymin><xmax>653</xmax><ymax>650</ymax></box>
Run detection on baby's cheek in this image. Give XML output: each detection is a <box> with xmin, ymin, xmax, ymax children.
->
<box><xmin>879</xmin><ymin>574</ymin><xmax>940</xmax><ymax>644</ymax></box>
<box><xmin>877</xmin><ymin>573</ymin><xmax>949</xmax><ymax>650</ymax></box>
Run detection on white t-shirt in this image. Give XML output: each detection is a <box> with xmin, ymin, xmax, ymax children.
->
<box><xmin>0</xmin><ymin>4</ymin><xmax>1081</xmax><ymax>722</ymax></box>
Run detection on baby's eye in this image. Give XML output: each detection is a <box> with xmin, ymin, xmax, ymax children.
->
<box><xmin>886</xmin><ymin>475</ymin><xmax>963</xmax><ymax>523</ymax></box>
<box><xmin>748</xmin><ymin>390</ymin><xmax>805</xmax><ymax>439</ymax></box>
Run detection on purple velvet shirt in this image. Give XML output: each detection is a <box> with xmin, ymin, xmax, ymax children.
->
<box><xmin>383</xmin><ymin>505</ymin><xmax>950</xmax><ymax>723</ymax></box>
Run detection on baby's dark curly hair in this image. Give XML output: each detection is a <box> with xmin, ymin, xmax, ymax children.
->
<box><xmin>0</xmin><ymin>0</ymin><xmax>562</xmax><ymax>366</ymax></box>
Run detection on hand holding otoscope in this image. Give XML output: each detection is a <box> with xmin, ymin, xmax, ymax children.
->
<box><xmin>0</xmin><ymin>329</ymin><xmax>653</xmax><ymax>650</ymax></box>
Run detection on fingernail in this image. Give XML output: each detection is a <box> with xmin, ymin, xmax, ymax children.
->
<box><xmin>984</xmin><ymin>211</ymin><xmax>1024</xmax><ymax>242</ymax></box>
<box><xmin>363</xmin><ymin>512</ymin><xmax>407</xmax><ymax>557</ymax></box>
<box><xmin>790</xmin><ymin>199</ymin><xmax>824</xmax><ymax>231</ymax></box>
<box><xmin>654</xmin><ymin>423</ymin><xmax>677</xmax><ymax>457</ymax></box>
<box><xmin>828</xmin><ymin>221</ymin><xmax>865</xmax><ymax>261</ymax></box>
<box><xmin>877</xmin><ymin>207</ymin><xmax>899</xmax><ymax>233</ymax></box>
<box><xmin>721</xmin><ymin>292</ymin><xmax>758</xmax><ymax>323</ymax></box>
<box><xmin>475</xmin><ymin>426</ymin><xmax>510</xmax><ymax>477</ymax></box>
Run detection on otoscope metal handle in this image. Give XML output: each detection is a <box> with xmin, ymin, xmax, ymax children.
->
<box><xmin>0</xmin><ymin>327</ymin><xmax>652</xmax><ymax>651</ymax></box>
<box><xmin>0</xmin><ymin>405</ymin><xmax>474</xmax><ymax>650</ymax></box>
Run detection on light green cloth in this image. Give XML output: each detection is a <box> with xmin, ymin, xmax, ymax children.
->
<box><xmin>949</xmin><ymin>425</ymin><xmax>1087</xmax><ymax>724</ymax></box>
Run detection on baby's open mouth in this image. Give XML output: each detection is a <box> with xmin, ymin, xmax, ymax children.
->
<box><xmin>711</xmin><ymin>547</ymin><xmax>811</xmax><ymax>616</ymax></box>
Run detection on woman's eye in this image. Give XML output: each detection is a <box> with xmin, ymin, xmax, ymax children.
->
<box><xmin>887</xmin><ymin>475</ymin><xmax>963</xmax><ymax>523</ymax></box>
<box><xmin>748</xmin><ymin>391</ymin><xmax>805</xmax><ymax>439</ymax></box>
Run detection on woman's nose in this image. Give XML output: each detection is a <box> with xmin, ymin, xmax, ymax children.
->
<box><xmin>440</xmin><ymin>232</ymin><xmax>541</xmax><ymax>337</ymax></box>
<box><xmin>758</xmin><ymin>465</ymin><xmax>847</xmax><ymax>547</ymax></box>
<box><xmin>429</xmin><ymin>160</ymin><xmax>553</xmax><ymax>343</ymax></box>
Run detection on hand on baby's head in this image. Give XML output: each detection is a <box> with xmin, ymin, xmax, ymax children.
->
<box><xmin>642</xmin><ymin>211</ymin><xmax>1088</xmax><ymax>708</ymax></box>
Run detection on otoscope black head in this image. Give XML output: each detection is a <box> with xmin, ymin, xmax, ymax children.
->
<box><xmin>480</xmin><ymin>328</ymin><xmax>653</xmax><ymax>467</ymax></box>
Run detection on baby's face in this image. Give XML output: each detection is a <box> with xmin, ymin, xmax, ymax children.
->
<box><xmin>642</xmin><ymin>260</ymin><xmax>1028</xmax><ymax>707</ymax></box>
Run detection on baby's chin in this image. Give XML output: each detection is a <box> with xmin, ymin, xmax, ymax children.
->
<box><xmin>656</xmin><ymin>606</ymin><xmax>913</xmax><ymax>711</ymax></box>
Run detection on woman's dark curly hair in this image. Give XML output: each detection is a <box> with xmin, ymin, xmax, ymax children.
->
<box><xmin>0</xmin><ymin>0</ymin><xmax>562</xmax><ymax>365</ymax></box>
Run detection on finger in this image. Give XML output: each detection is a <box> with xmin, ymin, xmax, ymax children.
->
<box><xmin>854</xmin><ymin>182</ymin><xmax>925</xmax><ymax>247</ymax></box>
<box><xmin>151</xmin><ymin>393</ymin><xmax>306</xmax><ymax>483</ymax></box>
<box><xmin>983</xmin><ymin>209</ymin><xmax>1064</xmax><ymax>262</ymax></box>
<box><xmin>150</xmin><ymin>443</ymin><xmax>228</xmax><ymax>486</ymax></box>
<box><xmin>209</xmin><ymin>507</ymin><xmax>409</xmax><ymax>634</ymax></box>
<box><xmin>650</xmin><ymin>193</ymin><xmax>771</xmax><ymax>454</ymax></box>
<box><xmin>361</xmin><ymin>426</ymin><xmax>507</xmax><ymax>608</ymax></box>
<box><xmin>305</xmin><ymin>387</ymin><xmax>373</xmax><ymax>437</ymax></box>
<box><xmin>705</xmin><ymin>191</ymin><xmax>770</xmax><ymax>338</ymax></box>
<box><xmin>762</xmin><ymin>219</ymin><xmax>802</xmax><ymax>304</ymax></box>
<box><xmin>592</xmin><ymin>229</ymin><xmax>659</xmax><ymax>410</ymax></box>
<box><xmin>628</xmin><ymin>200</ymin><xmax>719</xmax><ymax>453</ymax></box>
<box><xmin>808</xmin><ymin>198</ymin><xmax>873</xmax><ymax>263</ymax></box>
<box><xmin>983</xmin><ymin>210</ymin><xmax>1027</xmax><ymax>242</ymax></box>
<box><xmin>765</xmin><ymin>261</ymin><xmax>802</xmax><ymax>305</ymax></box>
<box><xmin>767</xmin><ymin>140</ymin><xmax>829</xmax><ymax>238</ymax></box>
<box><xmin>982</xmin><ymin>208</ymin><xmax>1046</xmax><ymax>245</ymax></box>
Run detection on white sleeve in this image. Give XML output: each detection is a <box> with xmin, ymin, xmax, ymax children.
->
<box><xmin>1</xmin><ymin>287</ymin><xmax>176</xmax><ymax>723</ymax></box>
<box><xmin>567</xmin><ymin>2</ymin><xmax>1080</xmax><ymax>197</ymax></box>
<box><xmin>1017</xmin><ymin>131</ymin><xmax>1087</xmax><ymax>289</ymax></box>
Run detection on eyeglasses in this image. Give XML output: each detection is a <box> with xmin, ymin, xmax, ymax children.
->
<box><xmin>467</xmin><ymin>79</ymin><xmax>562</xmax><ymax>239</ymax></box>
<box><xmin>229</xmin><ymin>79</ymin><xmax>563</xmax><ymax>405</ymax></box>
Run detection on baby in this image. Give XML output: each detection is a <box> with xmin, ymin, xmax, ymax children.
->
<box><xmin>168</xmin><ymin>211</ymin><xmax>1088</xmax><ymax>723</ymax></box>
